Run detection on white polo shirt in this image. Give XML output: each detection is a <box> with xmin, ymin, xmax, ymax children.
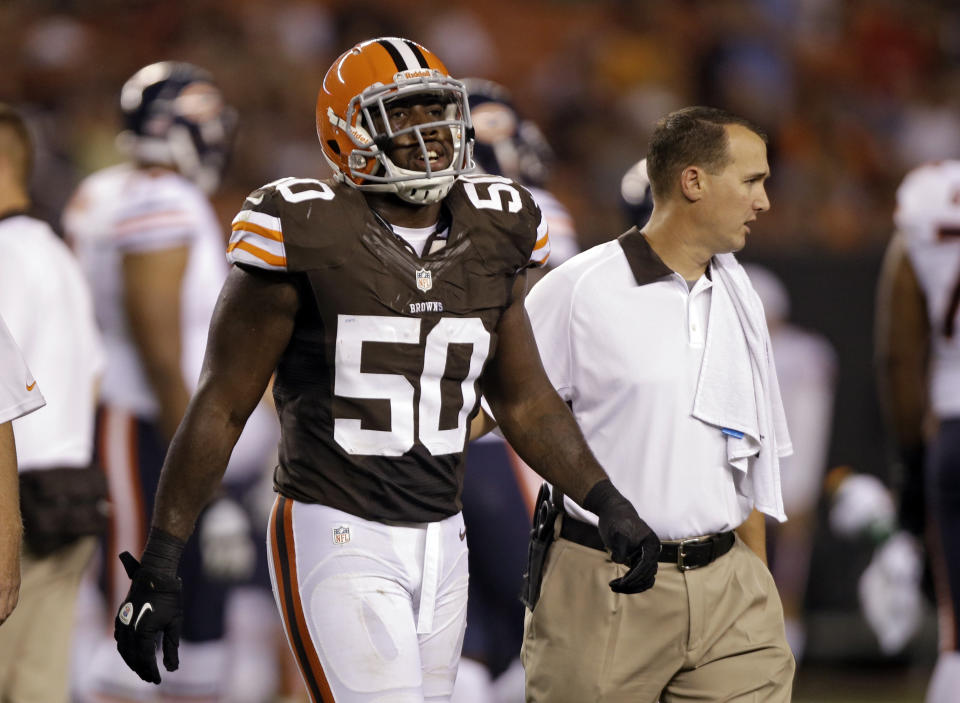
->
<box><xmin>0</xmin><ymin>213</ymin><xmax>103</xmax><ymax>469</ymax></box>
<box><xmin>526</xmin><ymin>228</ymin><xmax>754</xmax><ymax>539</ymax></box>
<box><xmin>0</xmin><ymin>312</ymin><xmax>45</xmax><ymax>424</ymax></box>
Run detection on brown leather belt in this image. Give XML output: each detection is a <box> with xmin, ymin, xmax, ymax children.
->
<box><xmin>559</xmin><ymin>514</ymin><xmax>735</xmax><ymax>571</ymax></box>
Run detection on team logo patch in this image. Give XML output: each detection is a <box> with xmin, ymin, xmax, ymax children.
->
<box><xmin>332</xmin><ymin>525</ymin><xmax>351</xmax><ymax>545</ymax></box>
<box><xmin>119</xmin><ymin>602</ymin><xmax>134</xmax><ymax>625</ymax></box>
<box><xmin>416</xmin><ymin>268</ymin><xmax>433</xmax><ymax>292</ymax></box>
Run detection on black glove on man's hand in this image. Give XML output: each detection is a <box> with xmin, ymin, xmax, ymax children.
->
<box><xmin>584</xmin><ymin>479</ymin><xmax>661</xmax><ymax>594</ymax></box>
<box><xmin>114</xmin><ymin>529</ymin><xmax>185</xmax><ymax>684</ymax></box>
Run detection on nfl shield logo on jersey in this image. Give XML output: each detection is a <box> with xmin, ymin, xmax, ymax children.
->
<box><xmin>416</xmin><ymin>268</ymin><xmax>432</xmax><ymax>292</ymax></box>
<box><xmin>332</xmin><ymin>525</ymin><xmax>351</xmax><ymax>545</ymax></box>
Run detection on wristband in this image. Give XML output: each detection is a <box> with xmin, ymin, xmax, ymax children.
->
<box><xmin>583</xmin><ymin>479</ymin><xmax>624</xmax><ymax>515</ymax></box>
<box><xmin>141</xmin><ymin>527</ymin><xmax>186</xmax><ymax>578</ymax></box>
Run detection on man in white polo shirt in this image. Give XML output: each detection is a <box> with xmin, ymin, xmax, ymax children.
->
<box><xmin>0</xmin><ymin>102</ymin><xmax>105</xmax><ymax>703</ymax></box>
<box><xmin>520</xmin><ymin>106</ymin><xmax>795</xmax><ymax>701</ymax></box>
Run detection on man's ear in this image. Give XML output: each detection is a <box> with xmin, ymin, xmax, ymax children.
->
<box><xmin>679</xmin><ymin>166</ymin><xmax>704</xmax><ymax>202</ymax></box>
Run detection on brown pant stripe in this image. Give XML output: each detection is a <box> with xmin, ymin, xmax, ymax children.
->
<box><xmin>270</xmin><ymin>496</ymin><xmax>336</xmax><ymax>703</ymax></box>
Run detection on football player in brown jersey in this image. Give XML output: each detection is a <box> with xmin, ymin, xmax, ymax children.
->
<box><xmin>112</xmin><ymin>37</ymin><xmax>660</xmax><ymax>701</ymax></box>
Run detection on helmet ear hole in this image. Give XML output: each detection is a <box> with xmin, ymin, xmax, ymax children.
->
<box><xmin>327</xmin><ymin>140</ymin><xmax>341</xmax><ymax>155</ymax></box>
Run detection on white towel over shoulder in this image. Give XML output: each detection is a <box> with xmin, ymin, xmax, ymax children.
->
<box><xmin>692</xmin><ymin>253</ymin><xmax>792</xmax><ymax>522</ymax></box>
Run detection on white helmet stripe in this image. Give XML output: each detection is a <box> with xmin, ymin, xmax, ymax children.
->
<box><xmin>377</xmin><ymin>37</ymin><xmax>424</xmax><ymax>71</ymax></box>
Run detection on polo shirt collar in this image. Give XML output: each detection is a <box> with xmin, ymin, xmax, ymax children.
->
<box><xmin>617</xmin><ymin>227</ymin><xmax>717</xmax><ymax>287</ymax></box>
<box><xmin>617</xmin><ymin>227</ymin><xmax>674</xmax><ymax>286</ymax></box>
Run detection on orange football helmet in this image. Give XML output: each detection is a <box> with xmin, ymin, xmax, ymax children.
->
<box><xmin>316</xmin><ymin>37</ymin><xmax>474</xmax><ymax>204</ymax></box>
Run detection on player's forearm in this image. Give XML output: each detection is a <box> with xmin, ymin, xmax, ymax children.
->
<box><xmin>153</xmin><ymin>378</ymin><xmax>192</xmax><ymax>443</ymax></box>
<box><xmin>151</xmin><ymin>389</ymin><xmax>246</xmax><ymax>542</ymax></box>
<box><xmin>875</xmin><ymin>234</ymin><xmax>930</xmax><ymax>449</ymax></box>
<box><xmin>494</xmin><ymin>390</ymin><xmax>608</xmax><ymax>507</ymax></box>
<box><xmin>878</xmin><ymin>357</ymin><xmax>928</xmax><ymax>448</ymax></box>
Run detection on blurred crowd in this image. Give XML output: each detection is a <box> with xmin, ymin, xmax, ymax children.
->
<box><xmin>2</xmin><ymin>0</ymin><xmax>959</xmax><ymax>699</ymax></box>
<box><xmin>3</xmin><ymin>0</ymin><xmax>960</xmax><ymax>254</ymax></box>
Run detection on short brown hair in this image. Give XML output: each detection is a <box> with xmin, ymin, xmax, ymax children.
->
<box><xmin>0</xmin><ymin>103</ymin><xmax>33</xmax><ymax>188</ymax></box>
<box><xmin>645</xmin><ymin>106</ymin><xmax>766</xmax><ymax>202</ymax></box>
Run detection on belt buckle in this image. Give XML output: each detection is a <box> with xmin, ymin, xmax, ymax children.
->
<box><xmin>677</xmin><ymin>536</ymin><xmax>709</xmax><ymax>572</ymax></box>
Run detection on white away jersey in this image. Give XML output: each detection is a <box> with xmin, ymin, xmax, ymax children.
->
<box><xmin>64</xmin><ymin>164</ymin><xmax>228</xmax><ymax>417</ymax></box>
<box><xmin>894</xmin><ymin>160</ymin><xmax>960</xmax><ymax>417</ymax></box>
<box><xmin>0</xmin><ymin>214</ymin><xmax>103</xmax><ymax>468</ymax></box>
<box><xmin>0</xmin><ymin>312</ymin><xmax>44</xmax><ymax>424</ymax></box>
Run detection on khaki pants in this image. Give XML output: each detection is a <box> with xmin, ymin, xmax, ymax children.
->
<box><xmin>0</xmin><ymin>537</ymin><xmax>97</xmax><ymax>703</ymax></box>
<box><xmin>522</xmin><ymin>534</ymin><xmax>795</xmax><ymax>703</ymax></box>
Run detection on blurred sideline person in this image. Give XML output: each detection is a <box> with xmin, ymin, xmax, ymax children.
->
<box><xmin>452</xmin><ymin>78</ymin><xmax>581</xmax><ymax>703</ymax></box>
<box><xmin>0</xmin><ymin>103</ymin><xmax>106</xmax><ymax>703</ymax></box>
<box><xmin>622</xmin><ymin>160</ymin><xmax>838</xmax><ymax>662</ymax></box>
<box><xmin>741</xmin><ymin>264</ymin><xmax>836</xmax><ymax>661</ymax></box>
<box><xmin>513</xmin><ymin>107</ymin><xmax>794</xmax><ymax>702</ymax></box>
<box><xmin>876</xmin><ymin>159</ymin><xmax>960</xmax><ymax>703</ymax></box>
<box><xmin>64</xmin><ymin>62</ymin><xmax>279</xmax><ymax>702</ymax></box>
<box><xmin>0</xmin><ymin>314</ymin><xmax>46</xmax><ymax>627</ymax></box>
<box><xmin>109</xmin><ymin>37</ymin><xmax>657</xmax><ymax>702</ymax></box>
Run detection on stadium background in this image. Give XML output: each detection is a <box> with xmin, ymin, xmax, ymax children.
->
<box><xmin>3</xmin><ymin>0</ymin><xmax>955</xmax><ymax>700</ymax></box>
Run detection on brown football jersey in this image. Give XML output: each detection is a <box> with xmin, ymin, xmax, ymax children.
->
<box><xmin>227</xmin><ymin>175</ymin><xmax>549</xmax><ymax>522</ymax></box>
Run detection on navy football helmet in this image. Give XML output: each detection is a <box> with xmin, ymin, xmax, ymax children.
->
<box><xmin>117</xmin><ymin>61</ymin><xmax>236</xmax><ymax>193</ymax></box>
<box><xmin>464</xmin><ymin>78</ymin><xmax>552</xmax><ymax>188</ymax></box>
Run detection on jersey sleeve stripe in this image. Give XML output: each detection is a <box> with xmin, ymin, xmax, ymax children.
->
<box><xmin>529</xmin><ymin>225</ymin><xmax>551</xmax><ymax>266</ymax></box>
<box><xmin>231</xmin><ymin>217</ymin><xmax>284</xmax><ymax>243</ymax></box>
<box><xmin>227</xmin><ymin>239</ymin><xmax>287</xmax><ymax>269</ymax></box>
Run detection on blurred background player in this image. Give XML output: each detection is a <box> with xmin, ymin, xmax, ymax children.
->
<box><xmin>621</xmin><ymin>158</ymin><xmax>838</xmax><ymax>663</ymax></box>
<box><xmin>875</xmin><ymin>159</ymin><xmax>960</xmax><ymax>703</ymax></box>
<box><xmin>0</xmin><ymin>102</ymin><xmax>105</xmax><ymax>703</ymax></box>
<box><xmin>63</xmin><ymin>62</ymin><xmax>279</xmax><ymax>702</ymax></box>
<box><xmin>452</xmin><ymin>78</ymin><xmax>580</xmax><ymax>703</ymax></box>
<box><xmin>741</xmin><ymin>263</ymin><xmax>837</xmax><ymax>661</ymax></box>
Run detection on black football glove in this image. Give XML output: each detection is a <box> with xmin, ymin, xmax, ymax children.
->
<box><xmin>584</xmin><ymin>479</ymin><xmax>661</xmax><ymax>594</ymax></box>
<box><xmin>114</xmin><ymin>550</ymin><xmax>183</xmax><ymax>684</ymax></box>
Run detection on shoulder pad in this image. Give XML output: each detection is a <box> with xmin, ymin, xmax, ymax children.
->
<box><xmin>228</xmin><ymin>177</ymin><xmax>343</xmax><ymax>271</ymax></box>
<box><xmin>449</xmin><ymin>175</ymin><xmax>550</xmax><ymax>270</ymax></box>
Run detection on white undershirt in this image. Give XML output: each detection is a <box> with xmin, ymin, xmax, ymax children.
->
<box><xmin>391</xmin><ymin>223</ymin><xmax>437</xmax><ymax>257</ymax></box>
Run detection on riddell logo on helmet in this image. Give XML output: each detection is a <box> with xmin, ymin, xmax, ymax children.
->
<box><xmin>395</xmin><ymin>70</ymin><xmax>436</xmax><ymax>82</ymax></box>
<box><xmin>349</xmin><ymin>127</ymin><xmax>372</xmax><ymax>145</ymax></box>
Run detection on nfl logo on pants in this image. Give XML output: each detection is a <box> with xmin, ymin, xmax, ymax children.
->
<box><xmin>332</xmin><ymin>525</ymin><xmax>351</xmax><ymax>544</ymax></box>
